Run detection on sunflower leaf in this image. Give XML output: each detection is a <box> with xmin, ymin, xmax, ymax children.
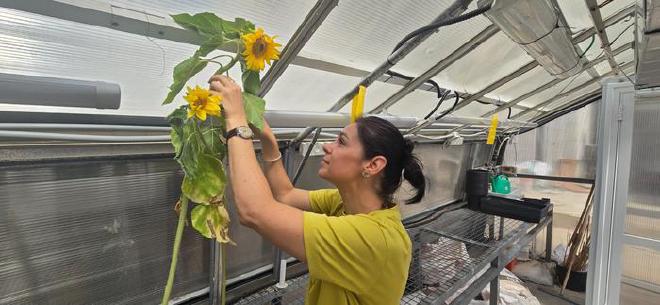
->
<box><xmin>190</xmin><ymin>204</ymin><xmax>213</xmax><ymax>238</ymax></box>
<box><xmin>171</xmin><ymin>12</ymin><xmax>224</xmax><ymax>37</ymax></box>
<box><xmin>195</xmin><ymin>33</ymin><xmax>225</xmax><ymax>57</ymax></box>
<box><xmin>241</xmin><ymin>70</ymin><xmax>261</xmax><ymax>95</ymax></box>
<box><xmin>235</xmin><ymin>18</ymin><xmax>255</xmax><ymax>33</ymax></box>
<box><xmin>181</xmin><ymin>153</ymin><xmax>226</xmax><ymax>204</ymax></box>
<box><xmin>163</xmin><ymin>57</ymin><xmax>208</xmax><ymax>105</ymax></box>
<box><xmin>199</xmin><ymin>123</ymin><xmax>226</xmax><ymax>156</ymax></box>
<box><xmin>167</xmin><ymin>106</ymin><xmax>187</xmax><ymax>158</ymax></box>
<box><xmin>242</xmin><ymin>92</ymin><xmax>266</xmax><ymax>131</ymax></box>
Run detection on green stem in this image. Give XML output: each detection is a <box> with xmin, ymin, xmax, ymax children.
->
<box><xmin>215</xmin><ymin>41</ymin><xmax>241</xmax><ymax>75</ymax></box>
<box><xmin>221</xmin><ymin>243</ymin><xmax>227</xmax><ymax>305</ymax></box>
<box><xmin>161</xmin><ymin>196</ymin><xmax>189</xmax><ymax>305</ymax></box>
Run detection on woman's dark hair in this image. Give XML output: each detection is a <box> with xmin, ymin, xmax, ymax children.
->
<box><xmin>355</xmin><ymin>116</ymin><xmax>426</xmax><ymax>205</ymax></box>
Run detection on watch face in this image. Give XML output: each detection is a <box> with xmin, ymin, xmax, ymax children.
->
<box><xmin>237</xmin><ymin>126</ymin><xmax>254</xmax><ymax>139</ymax></box>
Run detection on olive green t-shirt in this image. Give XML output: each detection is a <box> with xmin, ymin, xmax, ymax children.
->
<box><xmin>303</xmin><ymin>189</ymin><xmax>411</xmax><ymax>305</ymax></box>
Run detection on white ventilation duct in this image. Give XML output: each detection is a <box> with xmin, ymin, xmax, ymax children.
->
<box><xmin>479</xmin><ymin>0</ymin><xmax>583</xmax><ymax>79</ymax></box>
<box><xmin>0</xmin><ymin>73</ymin><xmax>121</xmax><ymax>109</ymax></box>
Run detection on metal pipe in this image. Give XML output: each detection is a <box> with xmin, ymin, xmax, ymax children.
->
<box><xmin>0</xmin><ymin>130</ymin><xmax>170</xmax><ymax>142</ymax></box>
<box><xmin>369</xmin><ymin>25</ymin><xmax>500</xmax><ymax>114</ymax></box>
<box><xmin>0</xmin><ymin>123</ymin><xmax>170</xmax><ymax>131</ymax></box>
<box><xmin>264</xmin><ymin>110</ymin><xmax>418</xmax><ymax>128</ymax></box>
<box><xmin>258</xmin><ymin>0</ymin><xmax>338</xmax><ymax>97</ymax></box>
<box><xmin>292</xmin><ymin>0</ymin><xmax>475</xmax><ymax>142</ymax></box>
<box><xmin>0</xmin><ymin>72</ymin><xmax>120</xmax><ymax>109</ymax></box>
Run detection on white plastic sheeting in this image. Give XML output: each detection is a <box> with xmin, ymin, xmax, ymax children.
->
<box><xmin>0</xmin><ymin>0</ymin><xmax>638</xmax><ymax>123</ymax></box>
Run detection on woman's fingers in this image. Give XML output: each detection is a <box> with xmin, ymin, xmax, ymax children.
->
<box><xmin>209</xmin><ymin>80</ymin><xmax>225</xmax><ymax>93</ymax></box>
<box><xmin>209</xmin><ymin>75</ymin><xmax>235</xmax><ymax>87</ymax></box>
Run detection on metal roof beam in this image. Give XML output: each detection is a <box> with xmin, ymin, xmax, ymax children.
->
<box><xmin>585</xmin><ymin>0</ymin><xmax>622</xmax><ymax>74</ymax></box>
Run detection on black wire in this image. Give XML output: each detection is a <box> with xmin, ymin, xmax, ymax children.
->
<box><xmin>434</xmin><ymin>91</ymin><xmax>460</xmax><ymax>121</ymax></box>
<box><xmin>507</xmin><ymin>107</ymin><xmax>512</xmax><ymax>119</ymax></box>
<box><xmin>391</xmin><ymin>4</ymin><xmax>492</xmax><ymax>55</ymax></box>
<box><xmin>424</xmin><ymin>90</ymin><xmax>450</xmax><ymax>119</ymax></box>
<box><xmin>385</xmin><ymin>70</ymin><xmax>443</xmax><ymax>98</ymax></box>
<box><xmin>292</xmin><ymin>127</ymin><xmax>322</xmax><ymax>186</ymax></box>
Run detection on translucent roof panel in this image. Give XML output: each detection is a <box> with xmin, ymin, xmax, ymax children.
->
<box><xmin>605</xmin><ymin>17</ymin><xmax>636</xmax><ymax>51</ymax></box>
<box><xmin>263</xmin><ymin>64</ymin><xmax>359</xmax><ymax>112</ymax></box>
<box><xmin>487</xmin><ymin>65</ymin><xmax>555</xmax><ymax>102</ymax></box>
<box><xmin>431</xmin><ymin>32</ymin><xmax>535</xmax><ymax>94</ymax></box>
<box><xmin>516</xmin><ymin>71</ymin><xmax>594</xmax><ymax>109</ymax></box>
<box><xmin>556</xmin><ymin>0</ymin><xmax>593</xmax><ymax>32</ymax></box>
<box><xmin>298</xmin><ymin>0</ymin><xmax>491</xmax><ymax>73</ymax></box>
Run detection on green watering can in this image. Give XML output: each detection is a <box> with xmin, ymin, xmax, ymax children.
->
<box><xmin>491</xmin><ymin>174</ymin><xmax>511</xmax><ymax>194</ymax></box>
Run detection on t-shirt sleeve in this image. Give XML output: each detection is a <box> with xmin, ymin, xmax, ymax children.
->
<box><xmin>308</xmin><ymin>188</ymin><xmax>343</xmax><ymax>216</ymax></box>
<box><xmin>303</xmin><ymin>211</ymin><xmax>384</xmax><ymax>294</ymax></box>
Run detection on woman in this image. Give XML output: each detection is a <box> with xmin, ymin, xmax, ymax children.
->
<box><xmin>209</xmin><ymin>75</ymin><xmax>426</xmax><ymax>305</ymax></box>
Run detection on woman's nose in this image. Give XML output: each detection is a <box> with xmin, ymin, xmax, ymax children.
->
<box><xmin>322</xmin><ymin>143</ymin><xmax>331</xmax><ymax>154</ymax></box>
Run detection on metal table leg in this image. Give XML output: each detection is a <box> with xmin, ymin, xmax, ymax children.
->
<box><xmin>545</xmin><ymin>215</ymin><xmax>553</xmax><ymax>261</ymax></box>
<box><xmin>489</xmin><ymin>259</ymin><xmax>499</xmax><ymax>305</ymax></box>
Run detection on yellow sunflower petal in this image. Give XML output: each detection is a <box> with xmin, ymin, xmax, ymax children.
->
<box><xmin>187</xmin><ymin>108</ymin><xmax>195</xmax><ymax>118</ymax></box>
<box><xmin>196</xmin><ymin>109</ymin><xmax>207</xmax><ymax>121</ymax></box>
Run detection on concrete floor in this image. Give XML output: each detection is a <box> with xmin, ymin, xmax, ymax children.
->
<box><xmin>524</xmin><ymin>280</ymin><xmax>660</xmax><ymax>305</ymax></box>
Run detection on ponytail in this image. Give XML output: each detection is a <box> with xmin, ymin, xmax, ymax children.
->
<box><xmin>402</xmin><ymin>139</ymin><xmax>426</xmax><ymax>204</ymax></box>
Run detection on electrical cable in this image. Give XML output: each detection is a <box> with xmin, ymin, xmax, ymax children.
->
<box><xmin>434</xmin><ymin>91</ymin><xmax>460</xmax><ymax>121</ymax></box>
<box><xmin>391</xmin><ymin>4</ymin><xmax>492</xmax><ymax>55</ymax></box>
<box><xmin>424</xmin><ymin>90</ymin><xmax>450</xmax><ymax>120</ymax></box>
<box><xmin>292</xmin><ymin>127</ymin><xmax>322</xmax><ymax>186</ymax></box>
<box><xmin>385</xmin><ymin>70</ymin><xmax>443</xmax><ymax>98</ymax></box>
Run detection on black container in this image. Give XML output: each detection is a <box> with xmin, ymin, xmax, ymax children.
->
<box><xmin>479</xmin><ymin>195</ymin><xmax>551</xmax><ymax>223</ymax></box>
<box><xmin>556</xmin><ymin>264</ymin><xmax>587</xmax><ymax>292</ymax></box>
<box><xmin>466</xmin><ymin>169</ymin><xmax>489</xmax><ymax>210</ymax></box>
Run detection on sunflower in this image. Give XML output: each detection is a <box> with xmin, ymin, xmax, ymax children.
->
<box><xmin>241</xmin><ymin>28</ymin><xmax>281</xmax><ymax>71</ymax></box>
<box><xmin>184</xmin><ymin>85</ymin><xmax>221</xmax><ymax>121</ymax></box>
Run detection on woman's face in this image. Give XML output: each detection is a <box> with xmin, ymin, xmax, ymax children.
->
<box><xmin>318</xmin><ymin>123</ymin><xmax>366</xmax><ymax>184</ymax></box>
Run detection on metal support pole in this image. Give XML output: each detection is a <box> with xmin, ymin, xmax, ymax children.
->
<box><xmin>585</xmin><ymin>0</ymin><xmax>621</xmax><ymax>74</ymax></box>
<box><xmin>210</xmin><ymin>241</ymin><xmax>225</xmax><ymax>305</ymax></box>
<box><xmin>545</xmin><ymin>216</ymin><xmax>553</xmax><ymax>261</ymax></box>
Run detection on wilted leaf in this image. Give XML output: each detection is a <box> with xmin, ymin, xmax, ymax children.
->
<box><xmin>190</xmin><ymin>203</ymin><xmax>233</xmax><ymax>243</ymax></box>
<box><xmin>181</xmin><ymin>153</ymin><xmax>226</xmax><ymax>203</ymax></box>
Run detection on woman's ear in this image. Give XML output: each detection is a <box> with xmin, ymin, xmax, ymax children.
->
<box><xmin>364</xmin><ymin>156</ymin><xmax>387</xmax><ymax>177</ymax></box>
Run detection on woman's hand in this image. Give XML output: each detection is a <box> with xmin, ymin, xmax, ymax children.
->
<box><xmin>209</xmin><ymin>75</ymin><xmax>246</xmax><ymax>124</ymax></box>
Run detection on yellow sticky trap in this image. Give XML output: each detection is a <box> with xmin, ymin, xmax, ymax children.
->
<box><xmin>486</xmin><ymin>115</ymin><xmax>498</xmax><ymax>144</ymax></box>
<box><xmin>350</xmin><ymin>85</ymin><xmax>366</xmax><ymax>123</ymax></box>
